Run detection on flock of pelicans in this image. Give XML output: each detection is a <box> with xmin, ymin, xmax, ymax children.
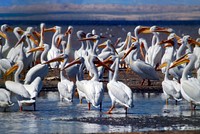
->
<box><xmin>0</xmin><ymin>23</ymin><xmax>200</xmax><ymax>114</ymax></box>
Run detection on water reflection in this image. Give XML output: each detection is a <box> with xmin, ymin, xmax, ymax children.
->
<box><xmin>0</xmin><ymin>91</ymin><xmax>200</xmax><ymax>133</ymax></box>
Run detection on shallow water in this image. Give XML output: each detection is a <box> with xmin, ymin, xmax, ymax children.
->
<box><xmin>1</xmin><ymin>91</ymin><xmax>200</xmax><ymax>133</ymax></box>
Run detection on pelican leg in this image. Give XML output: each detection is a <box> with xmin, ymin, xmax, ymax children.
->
<box><xmin>166</xmin><ymin>99</ymin><xmax>168</xmax><ymax>105</ymax></box>
<box><xmin>124</xmin><ymin>107</ymin><xmax>128</xmax><ymax>115</ymax></box>
<box><xmin>155</xmin><ymin>63</ymin><xmax>160</xmax><ymax>71</ymax></box>
<box><xmin>33</xmin><ymin>103</ymin><xmax>36</xmax><ymax>111</ymax></box>
<box><xmin>194</xmin><ymin>105</ymin><xmax>196</xmax><ymax>110</ymax></box>
<box><xmin>141</xmin><ymin>79</ymin><xmax>145</xmax><ymax>86</ymax></box>
<box><xmin>106</xmin><ymin>105</ymin><xmax>115</xmax><ymax>114</ymax></box>
<box><xmin>100</xmin><ymin>102</ymin><xmax>102</xmax><ymax>112</ymax></box>
<box><xmin>71</xmin><ymin>96</ymin><xmax>74</xmax><ymax>103</ymax></box>
<box><xmin>88</xmin><ymin>103</ymin><xmax>91</xmax><ymax>110</ymax></box>
<box><xmin>80</xmin><ymin>98</ymin><xmax>82</xmax><ymax>104</ymax></box>
<box><xmin>190</xmin><ymin>101</ymin><xmax>195</xmax><ymax>110</ymax></box>
<box><xmin>147</xmin><ymin>79</ymin><xmax>151</xmax><ymax>86</ymax></box>
<box><xmin>60</xmin><ymin>95</ymin><xmax>63</xmax><ymax>102</ymax></box>
<box><xmin>19</xmin><ymin>106</ymin><xmax>23</xmax><ymax>112</ymax></box>
<box><xmin>175</xmin><ymin>100</ymin><xmax>178</xmax><ymax>105</ymax></box>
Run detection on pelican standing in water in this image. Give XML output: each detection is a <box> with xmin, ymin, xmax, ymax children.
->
<box><xmin>63</xmin><ymin>54</ymin><xmax>113</xmax><ymax>111</ymax></box>
<box><xmin>122</xmin><ymin>41</ymin><xmax>159</xmax><ymax>86</ymax></box>
<box><xmin>169</xmin><ymin>53</ymin><xmax>200</xmax><ymax>110</ymax></box>
<box><xmin>45</xmin><ymin>51</ymin><xmax>75</xmax><ymax>102</ymax></box>
<box><xmin>106</xmin><ymin>56</ymin><xmax>133</xmax><ymax>114</ymax></box>
<box><xmin>4</xmin><ymin>60</ymin><xmax>42</xmax><ymax>111</ymax></box>
<box><xmin>158</xmin><ymin>60</ymin><xmax>182</xmax><ymax>105</ymax></box>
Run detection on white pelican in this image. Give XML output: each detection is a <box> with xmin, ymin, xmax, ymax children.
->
<box><xmin>0</xmin><ymin>88</ymin><xmax>14</xmax><ymax>111</ymax></box>
<box><xmin>45</xmin><ymin>53</ymin><xmax>75</xmax><ymax>102</ymax></box>
<box><xmin>26</xmin><ymin>26</ymin><xmax>40</xmax><ymax>65</ymax></box>
<box><xmin>24</xmin><ymin>43</ymin><xmax>50</xmax><ymax>84</ymax></box>
<box><xmin>169</xmin><ymin>53</ymin><xmax>200</xmax><ymax>110</ymax></box>
<box><xmin>56</xmin><ymin>34</ymin><xmax>80</xmax><ymax>81</ymax></box>
<box><xmin>6</xmin><ymin>27</ymin><xmax>24</xmax><ymax>62</ymax></box>
<box><xmin>13</xmin><ymin>31</ymin><xmax>35</xmax><ymax>72</ymax></box>
<box><xmin>79</xmin><ymin>34</ymin><xmax>106</xmax><ymax>77</ymax></box>
<box><xmin>5</xmin><ymin>77</ymin><xmax>42</xmax><ymax>111</ymax></box>
<box><xmin>46</xmin><ymin>26</ymin><xmax>61</xmax><ymax>68</ymax></box>
<box><xmin>97</xmin><ymin>39</ymin><xmax>117</xmax><ymax>79</ymax></box>
<box><xmin>159</xmin><ymin>33</ymin><xmax>178</xmax><ymax>74</ymax></box>
<box><xmin>117</xmin><ymin>32</ymin><xmax>132</xmax><ymax>67</ymax></box>
<box><xmin>0</xmin><ymin>38</ymin><xmax>14</xmax><ymax>76</ymax></box>
<box><xmin>4</xmin><ymin>60</ymin><xmax>43</xmax><ymax>111</ymax></box>
<box><xmin>159</xmin><ymin>34</ymin><xmax>189</xmax><ymax>82</ymax></box>
<box><xmin>74</xmin><ymin>30</ymin><xmax>86</xmax><ymax>60</ymax></box>
<box><xmin>63</xmin><ymin>26</ymin><xmax>73</xmax><ymax>56</ymax></box>
<box><xmin>158</xmin><ymin>60</ymin><xmax>182</xmax><ymax>105</ymax></box>
<box><xmin>194</xmin><ymin>38</ymin><xmax>200</xmax><ymax>81</ymax></box>
<box><xmin>171</xmin><ymin>35</ymin><xmax>199</xmax><ymax>82</ymax></box>
<box><xmin>64</xmin><ymin>54</ymin><xmax>112</xmax><ymax>111</ymax></box>
<box><xmin>134</xmin><ymin>25</ymin><xmax>150</xmax><ymax>52</ymax></box>
<box><xmin>0</xmin><ymin>24</ymin><xmax>13</xmax><ymax>58</ymax></box>
<box><xmin>145</xmin><ymin>26</ymin><xmax>173</xmax><ymax>69</ymax></box>
<box><xmin>106</xmin><ymin>56</ymin><xmax>133</xmax><ymax>114</ymax></box>
<box><xmin>122</xmin><ymin>42</ymin><xmax>159</xmax><ymax>86</ymax></box>
<box><xmin>34</xmin><ymin>23</ymin><xmax>46</xmax><ymax>65</ymax></box>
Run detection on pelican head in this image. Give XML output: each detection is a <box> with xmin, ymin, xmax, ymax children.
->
<box><xmin>4</xmin><ymin>63</ymin><xmax>19</xmax><ymax>77</ymax></box>
<box><xmin>14</xmin><ymin>27</ymin><xmax>24</xmax><ymax>36</ymax></box>
<box><xmin>15</xmin><ymin>31</ymin><xmax>38</xmax><ymax>47</ymax></box>
<box><xmin>65</xmin><ymin>26</ymin><xmax>73</xmax><ymax>36</ymax></box>
<box><xmin>27</xmin><ymin>45</ymin><xmax>45</xmax><ymax>53</ymax></box>
<box><xmin>135</xmin><ymin>25</ymin><xmax>151</xmax><ymax>35</ymax></box>
<box><xmin>44</xmin><ymin>53</ymin><xmax>68</xmax><ymax>64</ymax></box>
<box><xmin>77</xmin><ymin>30</ymin><xmax>86</xmax><ymax>39</ymax></box>
<box><xmin>150</xmin><ymin>26</ymin><xmax>174</xmax><ymax>33</ymax></box>
<box><xmin>62</xmin><ymin>57</ymin><xmax>84</xmax><ymax>71</ymax></box>
<box><xmin>182</xmin><ymin>35</ymin><xmax>200</xmax><ymax>46</ymax></box>
<box><xmin>122</xmin><ymin>43</ymin><xmax>137</xmax><ymax>60</ymax></box>
<box><xmin>1</xmin><ymin>24</ymin><xmax>13</xmax><ymax>32</ymax></box>
<box><xmin>169</xmin><ymin>53</ymin><xmax>191</xmax><ymax>69</ymax></box>
<box><xmin>44</xmin><ymin>26</ymin><xmax>61</xmax><ymax>33</ymax></box>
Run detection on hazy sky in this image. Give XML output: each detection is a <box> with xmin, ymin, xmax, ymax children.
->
<box><xmin>1</xmin><ymin>0</ymin><xmax>200</xmax><ymax>6</ymax></box>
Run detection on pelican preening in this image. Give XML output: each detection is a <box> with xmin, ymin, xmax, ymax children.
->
<box><xmin>1</xmin><ymin>22</ymin><xmax>200</xmax><ymax>113</ymax></box>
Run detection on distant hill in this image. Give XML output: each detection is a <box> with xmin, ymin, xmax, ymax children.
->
<box><xmin>0</xmin><ymin>4</ymin><xmax>200</xmax><ymax>20</ymax></box>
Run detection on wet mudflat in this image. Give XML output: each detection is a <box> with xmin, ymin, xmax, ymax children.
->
<box><xmin>0</xmin><ymin>91</ymin><xmax>200</xmax><ymax>133</ymax></box>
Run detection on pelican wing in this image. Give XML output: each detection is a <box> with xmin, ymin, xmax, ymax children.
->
<box><xmin>0</xmin><ymin>59</ymin><xmax>12</xmax><ymax>72</ymax></box>
<box><xmin>0</xmin><ymin>88</ymin><xmax>11</xmax><ymax>102</ymax></box>
<box><xmin>132</xmin><ymin>60</ymin><xmax>159</xmax><ymax>80</ymax></box>
<box><xmin>24</xmin><ymin>64</ymin><xmax>48</xmax><ymax>84</ymax></box>
<box><xmin>107</xmin><ymin>80</ymin><xmax>132</xmax><ymax>108</ymax></box>
<box><xmin>182</xmin><ymin>79</ymin><xmax>200</xmax><ymax>102</ymax></box>
<box><xmin>58</xmin><ymin>79</ymin><xmax>74</xmax><ymax>99</ymax></box>
<box><xmin>151</xmin><ymin>45</ymin><xmax>162</xmax><ymax>67</ymax></box>
<box><xmin>24</xmin><ymin>77</ymin><xmax>42</xmax><ymax>98</ymax></box>
<box><xmin>85</xmin><ymin>81</ymin><xmax>104</xmax><ymax>107</ymax></box>
<box><xmin>5</xmin><ymin>81</ymin><xmax>30</xmax><ymax>98</ymax></box>
<box><xmin>58</xmin><ymin>82</ymin><xmax>69</xmax><ymax>97</ymax></box>
<box><xmin>162</xmin><ymin>80</ymin><xmax>176</xmax><ymax>95</ymax></box>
